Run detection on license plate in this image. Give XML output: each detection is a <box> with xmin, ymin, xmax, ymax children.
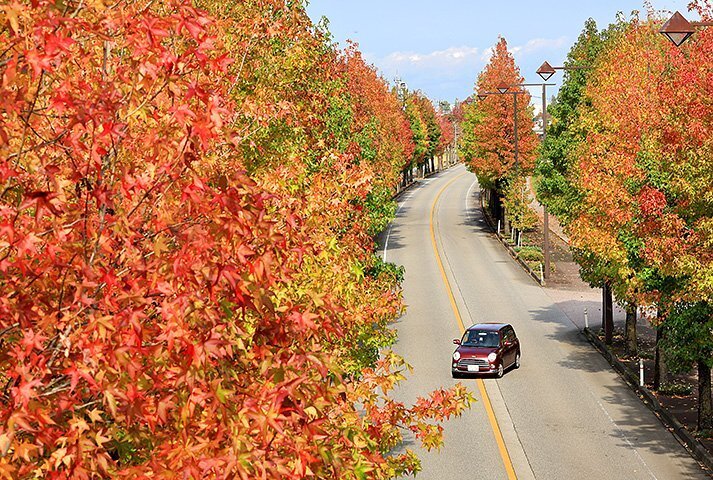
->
<box><xmin>467</xmin><ymin>365</ymin><xmax>480</xmax><ymax>372</ymax></box>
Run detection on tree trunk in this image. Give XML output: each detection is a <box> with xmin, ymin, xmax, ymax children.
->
<box><xmin>698</xmin><ymin>361</ymin><xmax>713</xmax><ymax>431</ymax></box>
<box><xmin>501</xmin><ymin>207</ymin><xmax>510</xmax><ymax>236</ymax></box>
<box><xmin>654</xmin><ymin>324</ymin><xmax>669</xmax><ymax>390</ymax></box>
<box><xmin>625</xmin><ymin>303</ymin><xmax>638</xmax><ymax>357</ymax></box>
<box><xmin>490</xmin><ymin>188</ymin><xmax>499</xmax><ymax>224</ymax></box>
<box><xmin>603</xmin><ymin>282</ymin><xmax>613</xmax><ymax>345</ymax></box>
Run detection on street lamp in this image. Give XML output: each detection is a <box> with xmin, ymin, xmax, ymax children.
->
<box><xmin>512</xmin><ymin>81</ymin><xmax>555</xmax><ymax>280</ymax></box>
<box><xmin>494</xmin><ymin>83</ymin><xmax>526</xmax><ymax>169</ymax></box>
<box><xmin>477</xmin><ymin>84</ymin><xmax>527</xmax><ymax>242</ymax></box>
<box><xmin>536</xmin><ymin>61</ymin><xmax>591</xmax><ymax>82</ymax></box>
<box><xmin>659</xmin><ymin>11</ymin><xmax>713</xmax><ymax>46</ymax></box>
<box><xmin>534</xmin><ymin>63</ymin><xmax>592</xmax><ymax>281</ymax></box>
<box><xmin>490</xmin><ymin>82</ymin><xmax>555</xmax><ymax>279</ymax></box>
<box><xmin>479</xmin><ymin>82</ymin><xmax>543</xmax><ymax>171</ymax></box>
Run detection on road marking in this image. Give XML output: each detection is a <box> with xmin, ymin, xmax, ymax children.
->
<box><xmin>430</xmin><ymin>173</ymin><xmax>518</xmax><ymax>480</ymax></box>
<box><xmin>465</xmin><ymin>178</ymin><xmax>477</xmax><ymax>221</ymax></box>
<box><xmin>383</xmin><ymin>193</ymin><xmax>413</xmax><ymax>262</ymax></box>
<box><xmin>591</xmin><ymin>391</ymin><xmax>659</xmax><ymax>479</ymax></box>
<box><xmin>429</xmin><ymin>174</ymin><xmax>467</xmax><ymax>331</ymax></box>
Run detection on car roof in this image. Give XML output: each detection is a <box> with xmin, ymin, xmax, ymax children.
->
<box><xmin>466</xmin><ymin>323</ymin><xmax>511</xmax><ymax>332</ymax></box>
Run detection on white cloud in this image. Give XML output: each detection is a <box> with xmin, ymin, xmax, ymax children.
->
<box><xmin>480</xmin><ymin>46</ymin><xmax>495</xmax><ymax>63</ymax></box>
<box><xmin>374</xmin><ymin>36</ymin><xmax>567</xmax><ymax>81</ymax></box>
<box><xmin>510</xmin><ymin>37</ymin><xmax>568</xmax><ymax>58</ymax></box>
<box><xmin>376</xmin><ymin>46</ymin><xmax>482</xmax><ymax>78</ymax></box>
<box><xmin>365</xmin><ymin>36</ymin><xmax>569</xmax><ymax>102</ymax></box>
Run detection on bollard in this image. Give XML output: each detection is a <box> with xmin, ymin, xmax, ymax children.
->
<box><xmin>584</xmin><ymin>308</ymin><xmax>589</xmax><ymax>329</ymax></box>
<box><xmin>539</xmin><ymin>263</ymin><xmax>544</xmax><ymax>283</ymax></box>
<box><xmin>518</xmin><ymin>231</ymin><xmax>522</xmax><ymax>247</ymax></box>
<box><xmin>497</xmin><ymin>220</ymin><xmax>501</xmax><ymax>235</ymax></box>
<box><xmin>639</xmin><ymin>358</ymin><xmax>644</xmax><ymax>386</ymax></box>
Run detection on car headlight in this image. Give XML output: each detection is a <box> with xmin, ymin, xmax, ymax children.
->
<box><xmin>487</xmin><ymin>352</ymin><xmax>497</xmax><ymax>363</ymax></box>
<box><xmin>452</xmin><ymin>352</ymin><xmax>461</xmax><ymax>361</ymax></box>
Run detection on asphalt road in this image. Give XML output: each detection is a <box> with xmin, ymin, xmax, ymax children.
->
<box><xmin>381</xmin><ymin>164</ymin><xmax>709</xmax><ymax>480</ymax></box>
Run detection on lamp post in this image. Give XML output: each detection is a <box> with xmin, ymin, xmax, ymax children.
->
<box><xmin>659</xmin><ymin>11</ymin><xmax>713</xmax><ymax>46</ymax></box>
<box><xmin>490</xmin><ymin>82</ymin><xmax>555</xmax><ymax>279</ymax></box>
<box><xmin>536</xmin><ymin>61</ymin><xmax>590</xmax><ymax>81</ymax></box>
<box><xmin>477</xmin><ymin>85</ymin><xmax>525</xmax><ymax>169</ymax></box>
<box><xmin>477</xmin><ymin>83</ymin><xmax>528</xmax><ymax>238</ymax></box>
<box><xmin>534</xmin><ymin>63</ymin><xmax>593</xmax><ymax>281</ymax></box>
<box><xmin>395</xmin><ymin>79</ymin><xmax>413</xmax><ymax>186</ymax></box>
<box><xmin>513</xmin><ymin>81</ymin><xmax>555</xmax><ymax>280</ymax></box>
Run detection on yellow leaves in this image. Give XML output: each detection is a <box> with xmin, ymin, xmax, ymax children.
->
<box><xmin>153</xmin><ymin>234</ymin><xmax>168</xmax><ymax>257</ymax></box>
<box><xmin>93</xmin><ymin>316</ymin><xmax>116</xmax><ymax>340</ymax></box>
<box><xmin>104</xmin><ymin>390</ymin><xmax>118</xmax><ymax>418</ymax></box>
<box><xmin>349</xmin><ymin>261</ymin><xmax>364</xmax><ymax>282</ymax></box>
<box><xmin>68</xmin><ymin>417</ymin><xmax>90</xmax><ymax>435</ymax></box>
<box><xmin>0</xmin><ymin>432</ymin><xmax>12</xmax><ymax>458</ymax></box>
<box><xmin>87</xmin><ymin>408</ymin><xmax>104</xmax><ymax>424</ymax></box>
<box><xmin>303</xmin><ymin>405</ymin><xmax>318</xmax><ymax>421</ymax></box>
<box><xmin>50</xmin><ymin>446</ymin><xmax>73</xmax><ymax>469</ymax></box>
<box><xmin>1</xmin><ymin>3</ymin><xmax>22</xmax><ymax>34</ymax></box>
<box><xmin>85</xmin><ymin>0</ymin><xmax>106</xmax><ymax>10</ymax></box>
<box><xmin>216</xmin><ymin>384</ymin><xmax>234</xmax><ymax>404</ymax></box>
<box><xmin>325</xmin><ymin>235</ymin><xmax>338</xmax><ymax>252</ymax></box>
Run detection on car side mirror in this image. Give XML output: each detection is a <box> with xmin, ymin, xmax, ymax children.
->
<box><xmin>453</xmin><ymin>339</ymin><xmax>461</xmax><ymax>345</ymax></box>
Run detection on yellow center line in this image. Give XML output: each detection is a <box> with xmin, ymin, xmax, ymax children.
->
<box><xmin>430</xmin><ymin>172</ymin><xmax>517</xmax><ymax>480</ymax></box>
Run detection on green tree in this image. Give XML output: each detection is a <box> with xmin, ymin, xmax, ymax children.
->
<box><xmin>534</xmin><ymin>17</ymin><xmax>631</xmax><ymax>346</ymax></box>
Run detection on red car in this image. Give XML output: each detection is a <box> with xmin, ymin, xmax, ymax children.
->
<box><xmin>451</xmin><ymin>323</ymin><xmax>520</xmax><ymax>378</ymax></box>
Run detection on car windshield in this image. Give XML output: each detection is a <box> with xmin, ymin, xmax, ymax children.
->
<box><xmin>462</xmin><ymin>330</ymin><xmax>499</xmax><ymax>348</ymax></box>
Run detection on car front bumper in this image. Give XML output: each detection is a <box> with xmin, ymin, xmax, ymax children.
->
<box><xmin>452</xmin><ymin>360</ymin><xmax>498</xmax><ymax>374</ymax></box>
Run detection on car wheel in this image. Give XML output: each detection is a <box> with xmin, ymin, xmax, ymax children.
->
<box><xmin>514</xmin><ymin>353</ymin><xmax>521</xmax><ymax>369</ymax></box>
<box><xmin>451</xmin><ymin>370</ymin><xmax>460</xmax><ymax>379</ymax></box>
<box><xmin>495</xmin><ymin>363</ymin><xmax>504</xmax><ymax>378</ymax></box>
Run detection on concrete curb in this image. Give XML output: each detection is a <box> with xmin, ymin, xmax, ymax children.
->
<box><xmin>479</xmin><ymin>202</ymin><xmax>544</xmax><ymax>286</ymax></box>
<box><xmin>583</xmin><ymin>327</ymin><xmax>713</xmax><ymax>473</ymax></box>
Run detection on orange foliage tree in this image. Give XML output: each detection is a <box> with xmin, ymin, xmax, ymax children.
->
<box><xmin>341</xmin><ymin>45</ymin><xmax>415</xmax><ymax>235</ymax></box>
<box><xmin>0</xmin><ymin>0</ymin><xmax>470</xmax><ymax>478</ymax></box>
<box><xmin>569</xmin><ymin>5</ymin><xmax>713</xmax><ymax>429</ymax></box>
<box><xmin>437</xmin><ymin>112</ymin><xmax>455</xmax><ymax>156</ymax></box>
<box><xmin>461</xmin><ymin>37</ymin><xmax>538</xmax><ymax>230</ymax></box>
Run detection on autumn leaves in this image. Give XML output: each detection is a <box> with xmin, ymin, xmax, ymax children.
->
<box><xmin>461</xmin><ymin>5</ymin><xmax>712</xmax><ymax>432</ymax></box>
<box><xmin>460</xmin><ymin>38</ymin><xmax>539</xmax><ymax>234</ymax></box>
<box><xmin>0</xmin><ymin>0</ymin><xmax>464</xmax><ymax>478</ymax></box>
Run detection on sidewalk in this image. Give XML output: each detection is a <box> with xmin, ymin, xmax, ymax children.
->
<box><xmin>526</xmin><ymin>177</ymin><xmax>568</xmax><ymax>244</ymax></box>
<box><xmin>501</xmin><ymin>181</ymin><xmax>713</xmax><ymax>472</ymax></box>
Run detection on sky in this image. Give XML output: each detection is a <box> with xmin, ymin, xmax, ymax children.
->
<box><xmin>305</xmin><ymin>1</ymin><xmax>698</xmax><ymax>111</ymax></box>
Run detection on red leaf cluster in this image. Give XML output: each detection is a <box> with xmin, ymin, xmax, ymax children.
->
<box><xmin>0</xmin><ymin>0</ymin><xmax>469</xmax><ymax>478</ymax></box>
<box><xmin>570</xmin><ymin>8</ymin><xmax>712</xmax><ymax>304</ymax></box>
<box><xmin>461</xmin><ymin>37</ymin><xmax>538</xmax><ymax>186</ymax></box>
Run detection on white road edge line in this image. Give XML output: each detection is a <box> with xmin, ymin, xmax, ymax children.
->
<box><xmin>591</xmin><ymin>391</ymin><xmax>659</xmax><ymax>480</ymax></box>
<box><xmin>465</xmin><ymin>178</ymin><xmax>477</xmax><ymax>221</ymax></box>
<box><xmin>383</xmin><ymin>193</ymin><xmax>412</xmax><ymax>262</ymax></box>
